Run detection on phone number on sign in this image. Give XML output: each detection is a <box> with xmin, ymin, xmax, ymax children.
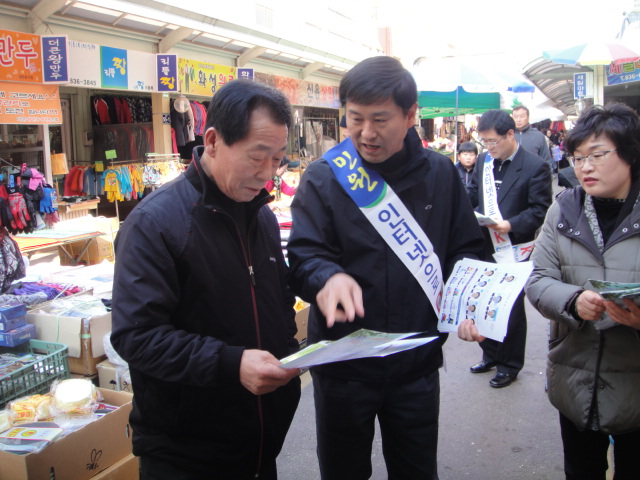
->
<box><xmin>69</xmin><ymin>78</ymin><xmax>98</xmax><ymax>87</ymax></box>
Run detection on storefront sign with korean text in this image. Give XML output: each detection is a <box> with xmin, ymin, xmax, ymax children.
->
<box><xmin>68</xmin><ymin>40</ymin><xmax>101</xmax><ymax>88</ymax></box>
<box><xmin>101</xmin><ymin>46</ymin><xmax>128</xmax><ymax>89</ymax></box>
<box><xmin>178</xmin><ymin>57</ymin><xmax>236</xmax><ymax>96</ymax></box>
<box><xmin>41</xmin><ymin>35</ymin><xmax>69</xmax><ymax>83</ymax></box>
<box><xmin>607</xmin><ymin>59</ymin><xmax>640</xmax><ymax>86</ymax></box>
<box><xmin>0</xmin><ymin>81</ymin><xmax>62</xmax><ymax>124</ymax></box>
<box><xmin>254</xmin><ymin>72</ymin><xmax>339</xmax><ymax>108</ymax></box>
<box><xmin>0</xmin><ymin>29</ymin><xmax>42</xmax><ymax>83</ymax></box>
<box><xmin>157</xmin><ymin>54</ymin><xmax>178</xmax><ymax>92</ymax></box>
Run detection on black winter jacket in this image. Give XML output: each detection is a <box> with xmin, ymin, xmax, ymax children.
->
<box><xmin>111</xmin><ymin>158</ymin><xmax>301</xmax><ymax>478</ymax></box>
<box><xmin>287</xmin><ymin>128</ymin><xmax>485</xmax><ymax>382</ymax></box>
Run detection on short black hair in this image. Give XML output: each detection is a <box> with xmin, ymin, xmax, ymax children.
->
<box><xmin>339</xmin><ymin>56</ymin><xmax>417</xmax><ymax>114</ymax></box>
<box><xmin>478</xmin><ymin>110</ymin><xmax>516</xmax><ymax>136</ymax></box>
<box><xmin>205</xmin><ymin>79</ymin><xmax>292</xmax><ymax>146</ymax></box>
<box><xmin>459</xmin><ymin>141</ymin><xmax>478</xmax><ymax>155</ymax></box>
<box><xmin>512</xmin><ymin>105</ymin><xmax>530</xmax><ymax>117</ymax></box>
<box><xmin>564</xmin><ymin>103</ymin><xmax>640</xmax><ymax>178</ymax></box>
<box><xmin>279</xmin><ymin>156</ymin><xmax>290</xmax><ymax>168</ymax></box>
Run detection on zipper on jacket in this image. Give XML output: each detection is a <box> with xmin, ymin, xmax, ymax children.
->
<box><xmin>249</xmin><ymin>265</ymin><xmax>257</xmax><ymax>287</ymax></box>
<box><xmin>209</xmin><ymin>206</ymin><xmax>267</xmax><ymax>477</ymax></box>
<box><xmin>587</xmin><ymin>332</ymin><xmax>605</xmax><ymax>430</ymax></box>
<box><xmin>234</xmin><ymin>212</ymin><xmax>266</xmax><ymax>478</ymax></box>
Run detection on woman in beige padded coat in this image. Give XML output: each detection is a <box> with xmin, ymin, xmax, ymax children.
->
<box><xmin>526</xmin><ymin>103</ymin><xmax>640</xmax><ymax>480</ymax></box>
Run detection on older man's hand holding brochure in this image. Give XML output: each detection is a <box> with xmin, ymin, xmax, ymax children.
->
<box><xmin>279</xmin><ymin>329</ymin><xmax>437</xmax><ymax>369</ymax></box>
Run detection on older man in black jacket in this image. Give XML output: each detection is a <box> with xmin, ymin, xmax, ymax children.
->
<box><xmin>111</xmin><ymin>80</ymin><xmax>301</xmax><ymax>480</ymax></box>
<box><xmin>464</xmin><ymin>109</ymin><xmax>552</xmax><ymax>388</ymax></box>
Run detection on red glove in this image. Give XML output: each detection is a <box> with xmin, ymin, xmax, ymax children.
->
<box><xmin>9</xmin><ymin>193</ymin><xmax>30</xmax><ymax>231</ymax></box>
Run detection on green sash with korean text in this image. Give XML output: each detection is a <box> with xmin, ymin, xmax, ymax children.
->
<box><xmin>324</xmin><ymin>138</ymin><xmax>444</xmax><ymax>314</ymax></box>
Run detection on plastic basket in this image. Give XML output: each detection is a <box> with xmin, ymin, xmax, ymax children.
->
<box><xmin>0</xmin><ymin>339</ymin><xmax>70</xmax><ymax>409</ymax></box>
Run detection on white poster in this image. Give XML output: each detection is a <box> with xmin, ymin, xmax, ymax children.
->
<box><xmin>67</xmin><ymin>39</ymin><xmax>100</xmax><ymax>88</ymax></box>
<box><xmin>127</xmin><ymin>49</ymin><xmax>157</xmax><ymax>92</ymax></box>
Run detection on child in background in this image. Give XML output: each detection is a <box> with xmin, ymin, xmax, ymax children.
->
<box><xmin>266</xmin><ymin>156</ymin><xmax>297</xmax><ymax>200</ymax></box>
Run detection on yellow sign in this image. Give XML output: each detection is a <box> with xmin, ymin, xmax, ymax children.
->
<box><xmin>178</xmin><ymin>58</ymin><xmax>235</xmax><ymax>97</ymax></box>
<box><xmin>0</xmin><ymin>81</ymin><xmax>61</xmax><ymax>124</ymax></box>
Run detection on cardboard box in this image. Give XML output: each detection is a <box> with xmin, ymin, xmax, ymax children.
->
<box><xmin>91</xmin><ymin>454</ymin><xmax>139</xmax><ymax>480</ymax></box>
<box><xmin>0</xmin><ymin>323</ymin><xmax>36</xmax><ymax>347</ymax></box>
<box><xmin>97</xmin><ymin>360</ymin><xmax>132</xmax><ymax>393</ymax></box>
<box><xmin>0</xmin><ymin>388</ymin><xmax>133</xmax><ymax>480</ymax></box>
<box><xmin>295</xmin><ymin>304</ymin><xmax>310</xmax><ymax>346</ymax></box>
<box><xmin>26</xmin><ymin>306</ymin><xmax>111</xmax><ymax>376</ymax></box>
<box><xmin>58</xmin><ymin>217</ymin><xmax>119</xmax><ymax>266</ymax></box>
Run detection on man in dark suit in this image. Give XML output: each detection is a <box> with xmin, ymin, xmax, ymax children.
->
<box><xmin>464</xmin><ymin>109</ymin><xmax>552</xmax><ymax>388</ymax></box>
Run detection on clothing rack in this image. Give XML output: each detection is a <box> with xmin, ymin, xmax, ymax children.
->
<box><xmin>145</xmin><ymin>153</ymin><xmax>181</xmax><ymax>163</ymax></box>
<box><xmin>0</xmin><ymin>156</ymin><xmax>15</xmax><ymax>168</ymax></box>
<box><xmin>299</xmin><ymin>116</ymin><xmax>338</xmax><ymax>163</ymax></box>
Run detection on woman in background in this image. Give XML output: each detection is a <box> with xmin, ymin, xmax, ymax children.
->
<box><xmin>526</xmin><ymin>103</ymin><xmax>640</xmax><ymax>480</ymax></box>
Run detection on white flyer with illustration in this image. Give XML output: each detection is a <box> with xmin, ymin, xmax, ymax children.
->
<box><xmin>437</xmin><ymin>258</ymin><xmax>533</xmax><ymax>342</ymax></box>
<box><xmin>279</xmin><ymin>329</ymin><xmax>437</xmax><ymax>369</ymax></box>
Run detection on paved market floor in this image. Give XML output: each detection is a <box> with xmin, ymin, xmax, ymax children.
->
<box><xmin>277</xmin><ymin>300</ymin><xmax>567</xmax><ymax>480</ymax></box>
<box><xmin>277</xmin><ymin>299</ymin><xmax>614</xmax><ymax>480</ymax></box>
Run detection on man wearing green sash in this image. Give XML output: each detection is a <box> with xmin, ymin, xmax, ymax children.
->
<box><xmin>287</xmin><ymin>56</ymin><xmax>485</xmax><ymax>480</ymax></box>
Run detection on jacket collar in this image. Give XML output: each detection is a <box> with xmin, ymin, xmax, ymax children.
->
<box><xmin>365</xmin><ymin>127</ymin><xmax>432</xmax><ymax>193</ymax></box>
<box><xmin>556</xmin><ymin>186</ymin><xmax>640</xmax><ymax>254</ymax></box>
<box><xmin>185</xmin><ymin>154</ymin><xmax>273</xmax><ymax>214</ymax></box>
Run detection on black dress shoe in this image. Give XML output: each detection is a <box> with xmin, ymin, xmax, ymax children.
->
<box><xmin>490</xmin><ymin>372</ymin><xmax>515</xmax><ymax>388</ymax></box>
<box><xmin>470</xmin><ymin>360</ymin><xmax>497</xmax><ymax>374</ymax></box>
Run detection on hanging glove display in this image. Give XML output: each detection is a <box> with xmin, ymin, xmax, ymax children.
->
<box><xmin>41</xmin><ymin>184</ymin><xmax>60</xmax><ymax>228</ymax></box>
<box><xmin>0</xmin><ymin>197</ymin><xmax>13</xmax><ymax>229</ymax></box>
<box><xmin>22</xmin><ymin>188</ymin><xmax>40</xmax><ymax>229</ymax></box>
<box><xmin>8</xmin><ymin>193</ymin><xmax>30</xmax><ymax>232</ymax></box>
<box><xmin>40</xmin><ymin>186</ymin><xmax>57</xmax><ymax>213</ymax></box>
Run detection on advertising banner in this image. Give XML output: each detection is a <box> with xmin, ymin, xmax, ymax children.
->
<box><xmin>573</xmin><ymin>72</ymin><xmax>592</xmax><ymax>99</ymax></box>
<box><xmin>41</xmin><ymin>35</ymin><xmax>69</xmax><ymax>83</ymax></box>
<box><xmin>101</xmin><ymin>46</ymin><xmax>128</xmax><ymax>90</ymax></box>
<box><xmin>127</xmin><ymin>49</ymin><xmax>156</xmax><ymax>92</ymax></box>
<box><xmin>178</xmin><ymin>57</ymin><xmax>236</xmax><ymax>96</ymax></box>
<box><xmin>238</xmin><ymin>68</ymin><xmax>254</xmax><ymax>81</ymax></box>
<box><xmin>68</xmin><ymin>40</ymin><xmax>100</xmax><ymax>88</ymax></box>
<box><xmin>0</xmin><ymin>81</ymin><xmax>61</xmax><ymax>124</ymax></box>
<box><xmin>255</xmin><ymin>72</ymin><xmax>340</xmax><ymax>108</ymax></box>
<box><xmin>157</xmin><ymin>54</ymin><xmax>178</xmax><ymax>92</ymax></box>
<box><xmin>607</xmin><ymin>60</ymin><xmax>640</xmax><ymax>86</ymax></box>
<box><xmin>0</xmin><ymin>30</ymin><xmax>42</xmax><ymax>83</ymax></box>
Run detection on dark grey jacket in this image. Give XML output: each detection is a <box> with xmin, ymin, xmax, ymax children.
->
<box><xmin>526</xmin><ymin>187</ymin><xmax>640</xmax><ymax>434</ymax></box>
<box><xmin>515</xmin><ymin>124</ymin><xmax>553</xmax><ymax>169</ymax></box>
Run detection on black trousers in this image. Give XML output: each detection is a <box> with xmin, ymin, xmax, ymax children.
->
<box><xmin>560</xmin><ymin>413</ymin><xmax>640</xmax><ymax>480</ymax></box>
<box><xmin>479</xmin><ymin>291</ymin><xmax>527</xmax><ymax>377</ymax></box>
<box><xmin>313</xmin><ymin>370</ymin><xmax>440</xmax><ymax>480</ymax></box>
<box><xmin>139</xmin><ymin>456</ymin><xmax>277</xmax><ymax>480</ymax></box>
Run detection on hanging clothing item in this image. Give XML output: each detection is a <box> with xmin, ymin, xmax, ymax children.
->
<box><xmin>0</xmin><ymin>228</ymin><xmax>25</xmax><ymax>293</ymax></box>
<box><xmin>103</xmin><ymin>169</ymin><xmax>125</xmax><ymax>202</ymax></box>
